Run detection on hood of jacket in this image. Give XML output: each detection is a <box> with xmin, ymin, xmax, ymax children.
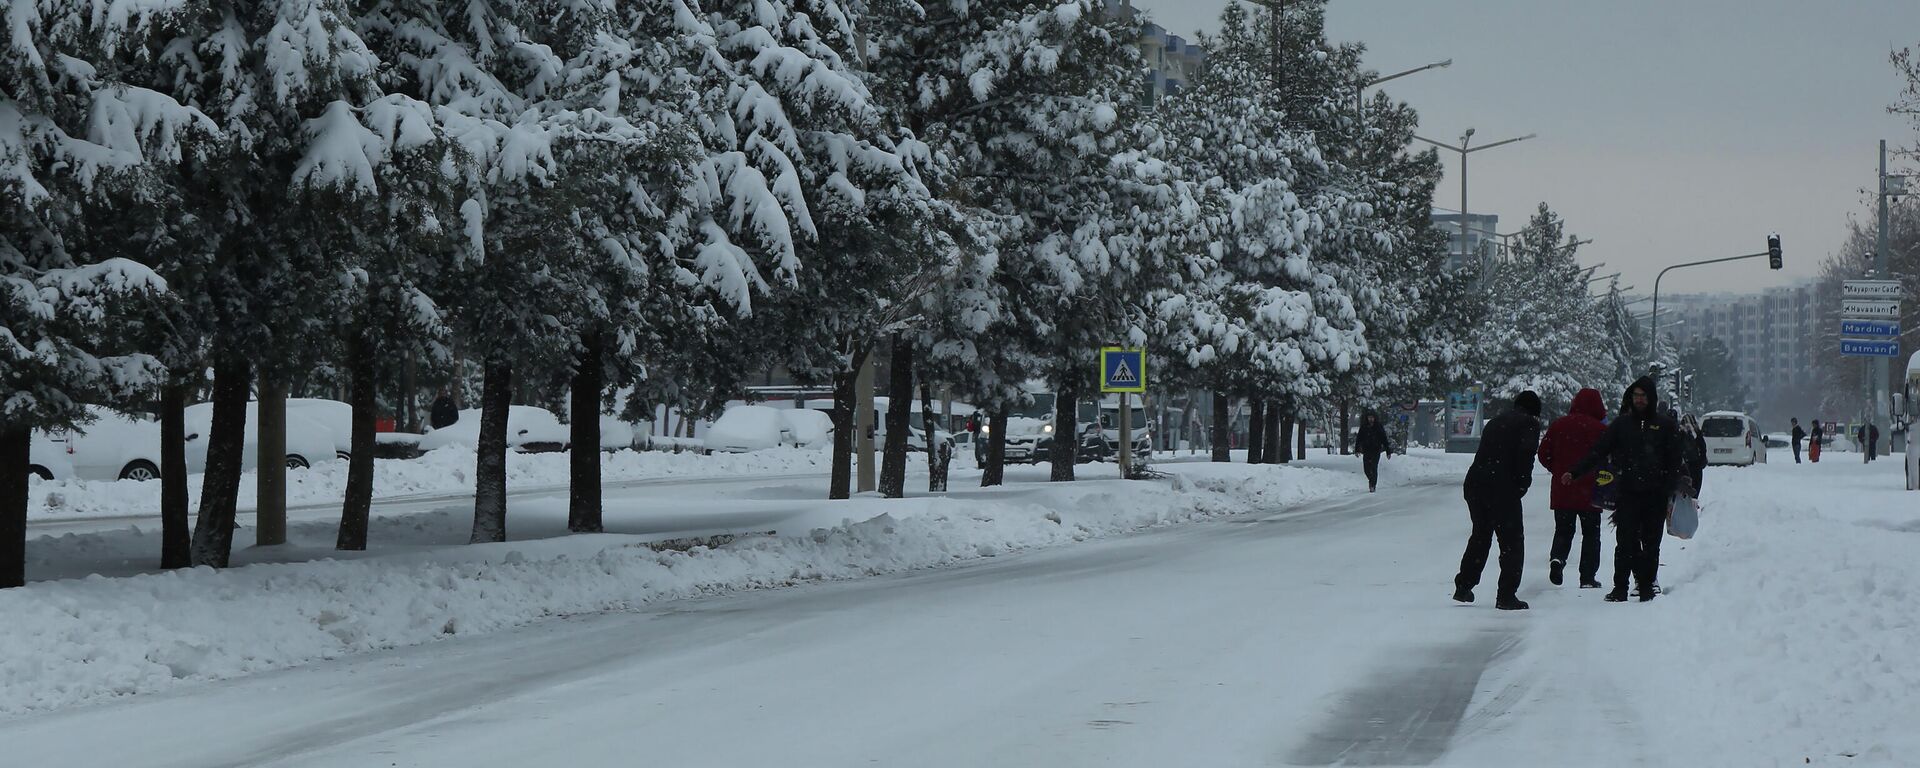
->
<box><xmin>1570</xmin><ymin>388</ymin><xmax>1606</xmax><ymax>421</ymax></box>
<box><xmin>1622</xmin><ymin>376</ymin><xmax>1661</xmax><ymax>417</ymax></box>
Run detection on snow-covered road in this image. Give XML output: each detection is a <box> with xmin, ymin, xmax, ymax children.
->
<box><xmin>2</xmin><ymin>470</ymin><xmax>1662</xmax><ymax>767</ymax></box>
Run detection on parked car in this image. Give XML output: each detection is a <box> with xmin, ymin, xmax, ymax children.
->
<box><xmin>416</xmin><ymin>406</ymin><xmax>571</xmax><ymax>453</ymax></box>
<box><xmin>285</xmin><ymin>398</ymin><xmax>357</xmax><ymax>460</ymax></box>
<box><xmin>39</xmin><ymin>406</ymin><xmax>164</xmax><ymax>481</ymax></box>
<box><xmin>1700</xmin><ymin>411</ymin><xmax>1767</xmax><ymax>466</ymax></box>
<box><xmin>1762</xmin><ymin>432</ymin><xmax>1792</xmax><ymax>451</ymax></box>
<box><xmin>27</xmin><ymin>430</ymin><xmax>75</xmax><ymax>481</ymax></box>
<box><xmin>182</xmin><ymin>402</ymin><xmax>342</xmax><ymax>472</ymax></box>
<box><xmin>705</xmin><ymin>405</ymin><xmax>835</xmax><ymax>453</ymax></box>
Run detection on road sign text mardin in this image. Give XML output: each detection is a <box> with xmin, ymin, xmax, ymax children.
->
<box><xmin>1842</xmin><ymin>280</ymin><xmax>1902</xmax><ymax>298</ymax></box>
<box><xmin>1841</xmin><ymin>299</ymin><xmax>1901</xmax><ymax>318</ymax></box>
<box><xmin>1841</xmin><ymin>319</ymin><xmax>1901</xmax><ymax>338</ymax></box>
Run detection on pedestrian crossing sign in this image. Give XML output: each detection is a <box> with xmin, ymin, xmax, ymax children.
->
<box><xmin>1100</xmin><ymin>347</ymin><xmax>1147</xmax><ymax>393</ymax></box>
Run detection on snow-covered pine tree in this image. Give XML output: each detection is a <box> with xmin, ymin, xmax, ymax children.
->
<box><xmin>1474</xmin><ymin>203</ymin><xmax>1617</xmax><ymax>413</ymax></box>
<box><xmin>1151</xmin><ymin>1</ymin><xmax>1369</xmax><ymax>466</ymax></box>
<box><xmin>1</xmin><ymin>1</ymin><xmax>209</xmax><ymax>585</ymax></box>
<box><xmin>872</xmin><ymin>0</ymin><xmax>1188</xmax><ymax>483</ymax></box>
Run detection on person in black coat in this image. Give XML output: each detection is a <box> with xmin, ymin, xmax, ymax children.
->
<box><xmin>1790</xmin><ymin>418</ymin><xmax>1805</xmax><ymax>464</ymax></box>
<box><xmin>429</xmin><ymin>390</ymin><xmax>460</xmax><ymax>431</ymax></box>
<box><xmin>1564</xmin><ymin>377</ymin><xmax>1685</xmax><ymax>603</ymax></box>
<box><xmin>1454</xmin><ymin>390</ymin><xmax>1544</xmax><ymax>611</ymax></box>
<box><xmin>1355</xmin><ymin>412</ymin><xmax>1393</xmax><ymax>492</ymax></box>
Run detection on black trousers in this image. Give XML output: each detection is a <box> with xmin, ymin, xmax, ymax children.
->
<box><xmin>1362</xmin><ymin>452</ymin><xmax>1382</xmax><ymax>487</ymax></box>
<box><xmin>1792</xmin><ymin>440</ymin><xmax>1801</xmax><ymax>463</ymax></box>
<box><xmin>1456</xmin><ymin>487</ymin><xmax>1524</xmax><ymax>598</ymax></box>
<box><xmin>1613</xmin><ymin>491</ymin><xmax>1667</xmax><ymax>591</ymax></box>
<box><xmin>1550</xmin><ymin>509</ymin><xmax>1601</xmax><ymax>581</ymax></box>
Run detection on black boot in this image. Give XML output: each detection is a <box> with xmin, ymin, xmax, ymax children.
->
<box><xmin>1452</xmin><ymin>586</ymin><xmax>1473</xmax><ymax>603</ymax></box>
<box><xmin>1549</xmin><ymin>559</ymin><xmax>1564</xmax><ymax>586</ymax></box>
<box><xmin>1495</xmin><ymin>596</ymin><xmax>1529</xmax><ymax>611</ymax></box>
<box><xmin>1638</xmin><ymin>584</ymin><xmax>1658</xmax><ymax>602</ymax></box>
<box><xmin>1580</xmin><ymin>578</ymin><xmax>1604</xmax><ymax>589</ymax></box>
<box><xmin>1605</xmin><ymin>587</ymin><xmax>1628</xmax><ymax>602</ymax></box>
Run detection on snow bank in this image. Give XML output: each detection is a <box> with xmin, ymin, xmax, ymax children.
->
<box><xmin>1609</xmin><ymin>459</ymin><xmax>1920</xmax><ymax>766</ymax></box>
<box><xmin>2</xmin><ymin>462</ymin><xmax>1350</xmax><ymax>716</ymax></box>
<box><xmin>26</xmin><ymin>445</ymin><xmax>834</xmax><ymax>521</ymax></box>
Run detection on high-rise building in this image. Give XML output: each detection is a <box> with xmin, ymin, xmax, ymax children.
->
<box><xmin>1430</xmin><ymin>213</ymin><xmax>1499</xmax><ymax>273</ymax></box>
<box><xmin>1662</xmin><ymin>282</ymin><xmax>1826</xmax><ymax>408</ymax></box>
<box><xmin>1101</xmin><ymin>0</ymin><xmax>1207</xmax><ymax>106</ymax></box>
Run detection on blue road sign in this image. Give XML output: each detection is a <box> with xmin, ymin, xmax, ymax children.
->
<box><xmin>1841</xmin><ymin>339</ymin><xmax>1900</xmax><ymax>357</ymax></box>
<box><xmin>1099</xmin><ymin>347</ymin><xmax>1147</xmax><ymax>393</ymax></box>
<box><xmin>1841</xmin><ymin>320</ymin><xmax>1900</xmax><ymax>338</ymax></box>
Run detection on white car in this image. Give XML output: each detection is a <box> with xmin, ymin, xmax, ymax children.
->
<box><xmin>705</xmin><ymin>405</ymin><xmax>835</xmax><ymax>453</ymax></box>
<box><xmin>182</xmin><ymin>402</ymin><xmax>341</xmax><ymax>473</ymax></box>
<box><xmin>416</xmin><ymin>406</ymin><xmax>571</xmax><ymax>453</ymax></box>
<box><xmin>27</xmin><ymin>430</ymin><xmax>76</xmax><ymax>481</ymax></box>
<box><xmin>42</xmin><ymin>406</ymin><xmax>165</xmax><ymax>481</ymax></box>
<box><xmin>1700</xmin><ymin>411</ymin><xmax>1767</xmax><ymax>466</ymax></box>
<box><xmin>285</xmin><ymin>398</ymin><xmax>357</xmax><ymax>460</ymax></box>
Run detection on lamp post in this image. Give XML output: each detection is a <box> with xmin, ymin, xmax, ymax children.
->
<box><xmin>1355</xmin><ymin>59</ymin><xmax>1451</xmax><ymax>122</ymax></box>
<box><xmin>1414</xmin><ymin>129</ymin><xmax>1537</xmax><ymax>280</ymax></box>
<box><xmin>1874</xmin><ymin>140</ymin><xmax>1910</xmax><ymax>426</ymax></box>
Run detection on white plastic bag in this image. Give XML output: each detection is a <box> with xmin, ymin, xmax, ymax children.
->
<box><xmin>1668</xmin><ymin>493</ymin><xmax>1699</xmax><ymax>540</ymax></box>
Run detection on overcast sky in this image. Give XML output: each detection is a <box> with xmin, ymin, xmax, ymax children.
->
<box><xmin>1127</xmin><ymin>0</ymin><xmax>1920</xmax><ymax>294</ymax></box>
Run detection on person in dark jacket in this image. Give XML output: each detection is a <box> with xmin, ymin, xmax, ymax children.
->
<box><xmin>1810</xmin><ymin>420</ymin><xmax>1824</xmax><ymax>462</ymax></box>
<box><xmin>1536</xmin><ymin>387</ymin><xmax>1608</xmax><ymax>589</ymax></box>
<box><xmin>1454</xmin><ymin>391</ymin><xmax>1544</xmax><ymax>611</ymax></box>
<box><xmin>1564</xmin><ymin>377</ymin><xmax>1685</xmax><ymax>603</ymax></box>
<box><xmin>1678</xmin><ymin>414</ymin><xmax>1707</xmax><ymax>497</ymax></box>
<box><xmin>1355</xmin><ymin>412</ymin><xmax>1393</xmax><ymax>492</ymax></box>
<box><xmin>429</xmin><ymin>390</ymin><xmax>460</xmax><ymax>430</ymax></box>
<box><xmin>1869</xmin><ymin>423</ymin><xmax>1881</xmax><ymax>462</ymax></box>
<box><xmin>1790</xmin><ymin>418</ymin><xmax>1805</xmax><ymax>463</ymax></box>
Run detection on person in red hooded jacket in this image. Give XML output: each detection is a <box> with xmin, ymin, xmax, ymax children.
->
<box><xmin>1536</xmin><ymin>388</ymin><xmax>1608</xmax><ymax>589</ymax></box>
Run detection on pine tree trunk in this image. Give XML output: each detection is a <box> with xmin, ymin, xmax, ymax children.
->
<box><xmin>1211</xmin><ymin>391</ymin><xmax>1231</xmax><ymax>462</ymax></box>
<box><xmin>981</xmin><ymin>411</ymin><xmax>1008</xmax><ymax>487</ymax></box>
<box><xmin>1050</xmin><ymin>381</ymin><xmax>1077</xmax><ymax>482</ymax></box>
<box><xmin>1339</xmin><ymin>400</ymin><xmax>1351</xmax><ymax>455</ymax></box>
<box><xmin>569</xmin><ymin>330</ymin><xmax>604</xmax><ymax>533</ymax></box>
<box><xmin>829</xmin><ymin>347</ymin><xmax>867</xmax><ymax>500</ymax></box>
<box><xmin>1264</xmin><ymin>402</ymin><xmax>1282</xmax><ymax>464</ymax></box>
<box><xmin>879</xmin><ymin>334</ymin><xmax>912</xmax><ymax>498</ymax></box>
<box><xmin>1279</xmin><ymin>415</ymin><xmax>1295</xmax><ymax>463</ymax></box>
<box><xmin>337</xmin><ymin>336</ymin><xmax>378</xmax><ymax>551</ymax></box>
<box><xmin>1248</xmin><ymin>398</ymin><xmax>1266</xmax><ymax>464</ymax></box>
<box><xmin>190</xmin><ymin>354</ymin><xmax>252</xmax><ymax>568</ymax></box>
<box><xmin>470</xmin><ymin>360</ymin><xmax>512</xmax><ymax>543</ymax></box>
<box><xmin>920</xmin><ymin>380</ymin><xmax>948</xmax><ymax>493</ymax></box>
<box><xmin>254</xmin><ymin>375</ymin><xmax>286</xmax><ymax>546</ymax></box>
<box><xmin>0</xmin><ymin>423</ymin><xmax>28</xmax><ymax>588</ymax></box>
<box><xmin>159</xmin><ymin>377</ymin><xmax>191</xmax><ymax>569</ymax></box>
<box><xmin>1296</xmin><ymin>412</ymin><xmax>1307</xmax><ymax>459</ymax></box>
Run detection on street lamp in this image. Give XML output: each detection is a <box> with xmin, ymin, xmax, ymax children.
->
<box><xmin>1414</xmin><ymin>129</ymin><xmax>1537</xmax><ymax>280</ymax></box>
<box><xmin>1354</xmin><ymin>59</ymin><xmax>1452</xmax><ymax>121</ymax></box>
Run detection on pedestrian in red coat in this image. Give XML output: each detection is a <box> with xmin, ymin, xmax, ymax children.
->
<box><xmin>1536</xmin><ymin>388</ymin><xmax>1608</xmax><ymax>589</ymax></box>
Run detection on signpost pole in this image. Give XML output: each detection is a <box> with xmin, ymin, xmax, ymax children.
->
<box><xmin>1119</xmin><ymin>392</ymin><xmax>1132</xmax><ymax>479</ymax></box>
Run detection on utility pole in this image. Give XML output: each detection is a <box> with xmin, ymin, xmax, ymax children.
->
<box><xmin>1876</xmin><ymin>140</ymin><xmax>1893</xmax><ymax>428</ymax></box>
<box><xmin>1414</xmin><ymin>130</ymin><xmax>1536</xmax><ymax>285</ymax></box>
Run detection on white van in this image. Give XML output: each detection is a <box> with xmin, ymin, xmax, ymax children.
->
<box><xmin>1700</xmin><ymin>411</ymin><xmax>1766</xmax><ymax>466</ymax></box>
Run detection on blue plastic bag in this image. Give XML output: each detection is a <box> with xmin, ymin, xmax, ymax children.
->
<box><xmin>1668</xmin><ymin>493</ymin><xmax>1699</xmax><ymax>539</ymax></box>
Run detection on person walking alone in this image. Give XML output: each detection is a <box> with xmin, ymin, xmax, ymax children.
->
<box><xmin>1790</xmin><ymin>418</ymin><xmax>1805</xmax><ymax>464</ymax></box>
<box><xmin>1564</xmin><ymin>378</ymin><xmax>1685</xmax><ymax>603</ymax></box>
<box><xmin>1810</xmin><ymin>420</ymin><xmax>1824</xmax><ymax>463</ymax></box>
<box><xmin>1536</xmin><ymin>388</ymin><xmax>1609</xmax><ymax>589</ymax></box>
<box><xmin>1454</xmin><ymin>391</ymin><xmax>1544</xmax><ymax>611</ymax></box>
<box><xmin>1356</xmin><ymin>412</ymin><xmax>1393</xmax><ymax>492</ymax></box>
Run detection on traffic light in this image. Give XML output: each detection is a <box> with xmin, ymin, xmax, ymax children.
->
<box><xmin>1768</xmin><ymin>234</ymin><xmax>1783</xmax><ymax>270</ymax></box>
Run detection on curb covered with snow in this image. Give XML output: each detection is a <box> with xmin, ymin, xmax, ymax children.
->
<box><xmin>3</xmin><ymin>461</ymin><xmax>1369</xmax><ymax>717</ymax></box>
